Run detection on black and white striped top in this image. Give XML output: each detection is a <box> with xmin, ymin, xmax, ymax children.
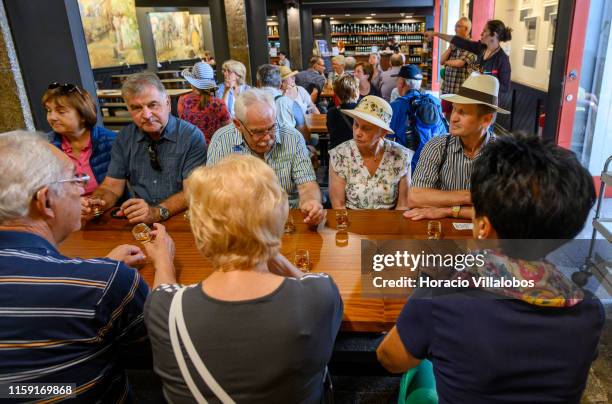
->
<box><xmin>411</xmin><ymin>133</ymin><xmax>495</xmax><ymax>190</ymax></box>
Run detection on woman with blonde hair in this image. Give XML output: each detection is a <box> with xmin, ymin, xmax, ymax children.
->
<box><xmin>144</xmin><ymin>154</ymin><xmax>343</xmax><ymax>403</ymax></box>
<box><xmin>216</xmin><ymin>59</ymin><xmax>250</xmax><ymax>116</ymax></box>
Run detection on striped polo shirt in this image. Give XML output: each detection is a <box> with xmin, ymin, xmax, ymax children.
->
<box><xmin>411</xmin><ymin>133</ymin><xmax>495</xmax><ymax>191</ymax></box>
<box><xmin>207</xmin><ymin>123</ymin><xmax>316</xmax><ymax>208</ymax></box>
<box><xmin>0</xmin><ymin>231</ymin><xmax>149</xmax><ymax>403</ymax></box>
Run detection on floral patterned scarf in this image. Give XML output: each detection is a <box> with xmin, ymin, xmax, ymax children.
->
<box><xmin>459</xmin><ymin>250</ymin><xmax>584</xmax><ymax>307</ymax></box>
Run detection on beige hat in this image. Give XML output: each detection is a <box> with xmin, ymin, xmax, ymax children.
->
<box><xmin>342</xmin><ymin>95</ymin><xmax>394</xmax><ymax>134</ymax></box>
<box><xmin>279</xmin><ymin>65</ymin><xmax>298</xmax><ymax>80</ymax></box>
<box><xmin>440</xmin><ymin>73</ymin><xmax>510</xmax><ymax>114</ymax></box>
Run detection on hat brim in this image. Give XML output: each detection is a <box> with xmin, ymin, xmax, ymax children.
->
<box><xmin>390</xmin><ymin>74</ymin><xmax>423</xmax><ymax>80</ymax></box>
<box><xmin>341</xmin><ymin>109</ymin><xmax>394</xmax><ymax>134</ymax></box>
<box><xmin>181</xmin><ymin>68</ymin><xmax>218</xmax><ymax>90</ymax></box>
<box><xmin>281</xmin><ymin>71</ymin><xmax>299</xmax><ymax>80</ymax></box>
<box><xmin>440</xmin><ymin>93</ymin><xmax>510</xmax><ymax>114</ymax></box>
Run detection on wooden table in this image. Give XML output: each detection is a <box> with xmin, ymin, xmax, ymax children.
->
<box><xmin>160</xmin><ymin>78</ymin><xmax>189</xmax><ymax>89</ymax></box>
<box><xmin>59</xmin><ymin>210</ymin><xmax>472</xmax><ymax>332</ymax></box>
<box><xmin>156</xmin><ymin>70</ymin><xmax>181</xmax><ymax>79</ymax></box>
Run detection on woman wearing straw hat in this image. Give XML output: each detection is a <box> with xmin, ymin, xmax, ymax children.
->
<box><xmin>179</xmin><ymin>62</ymin><xmax>231</xmax><ymax>144</ymax></box>
<box><xmin>279</xmin><ymin>66</ymin><xmax>320</xmax><ymax>115</ymax></box>
<box><xmin>329</xmin><ymin>95</ymin><xmax>412</xmax><ymax>210</ymax></box>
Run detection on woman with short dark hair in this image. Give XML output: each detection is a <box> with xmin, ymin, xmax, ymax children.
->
<box><xmin>42</xmin><ymin>83</ymin><xmax>116</xmax><ymax>195</ymax></box>
<box><xmin>378</xmin><ymin>133</ymin><xmax>603</xmax><ymax>404</ymax></box>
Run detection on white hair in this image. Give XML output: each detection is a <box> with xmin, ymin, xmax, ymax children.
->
<box><xmin>234</xmin><ymin>88</ymin><xmax>276</xmax><ymax>123</ymax></box>
<box><xmin>405</xmin><ymin>78</ymin><xmax>422</xmax><ymax>90</ymax></box>
<box><xmin>0</xmin><ymin>131</ymin><xmax>70</xmax><ymax>223</ymax></box>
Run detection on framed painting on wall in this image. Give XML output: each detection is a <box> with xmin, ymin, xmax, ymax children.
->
<box><xmin>524</xmin><ymin>16</ymin><xmax>539</xmax><ymax>47</ymax></box>
<box><xmin>149</xmin><ymin>12</ymin><xmax>206</xmax><ymax>63</ymax></box>
<box><xmin>77</xmin><ymin>0</ymin><xmax>145</xmax><ymax>69</ymax></box>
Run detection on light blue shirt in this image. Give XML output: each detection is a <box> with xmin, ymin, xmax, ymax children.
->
<box><xmin>216</xmin><ymin>84</ymin><xmax>250</xmax><ymax>116</ymax></box>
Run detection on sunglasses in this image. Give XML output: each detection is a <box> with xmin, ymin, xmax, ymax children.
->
<box><xmin>148</xmin><ymin>142</ymin><xmax>162</xmax><ymax>171</ymax></box>
<box><xmin>48</xmin><ymin>82</ymin><xmax>83</xmax><ymax>95</ymax></box>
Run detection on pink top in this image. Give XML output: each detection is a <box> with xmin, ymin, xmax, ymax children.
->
<box><xmin>60</xmin><ymin>136</ymin><xmax>98</xmax><ymax>195</ymax></box>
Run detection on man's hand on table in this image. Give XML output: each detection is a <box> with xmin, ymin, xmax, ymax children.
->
<box><xmin>300</xmin><ymin>200</ymin><xmax>326</xmax><ymax>226</ymax></box>
<box><xmin>106</xmin><ymin>244</ymin><xmax>146</xmax><ymax>267</ymax></box>
<box><xmin>117</xmin><ymin>198</ymin><xmax>159</xmax><ymax>223</ymax></box>
<box><xmin>403</xmin><ymin>207</ymin><xmax>450</xmax><ymax>221</ymax></box>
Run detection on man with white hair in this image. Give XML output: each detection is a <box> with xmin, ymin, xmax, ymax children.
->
<box><xmin>440</xmin><ymin>16</ymin><xmax>476</xmax><ymax>120</ymax></box>
<box><xmin>208</xmin><ymin>89</ymin><xmax>325</xmax><ymax>225</ymax></box>
<box><xmin>0</xmin><ymin>131</ymin><xmax>164</xmax><ymax>401</ymax></box>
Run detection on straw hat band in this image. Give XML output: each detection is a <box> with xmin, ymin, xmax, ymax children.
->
<box><xmin>456</xmin><ymin>87</ymin><xmax>498</xmax><ymax>106</ymax></box>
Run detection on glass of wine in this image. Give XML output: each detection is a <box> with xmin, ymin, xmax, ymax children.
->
<box><xmin>132</xmin><ymin>223</ymin><xmax>152</xmax><ymax>243</ymax></box>
<box><xmin>335</xmin><ymin>209</ymin><xmax>349</xmax><ymax>231</ymax></box>
<box><xmin>294</xmin><ymin>249</ymin><xmax>311</xmax><ymax>272</ymax></box>
<box><xmin>427</xmin><ymin>221</ymin><xmax>442</xmax><ymax>240</ymax></box>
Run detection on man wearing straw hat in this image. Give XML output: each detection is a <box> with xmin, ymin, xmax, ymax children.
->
<box><xmin>405</xmin><ymin>74</ymin><xmax>509</xmax><ymax>221</ymax></box>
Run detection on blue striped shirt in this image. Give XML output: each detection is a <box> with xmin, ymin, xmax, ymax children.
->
<box><xmin>207</xmin><ymin>123</ymin><xmax>316</xmax><ymax>208</ymax></box>
<box><xmin>0</xmin><ymin>231</ymin><xmax>149</xmax><ymax>403</ymax></box>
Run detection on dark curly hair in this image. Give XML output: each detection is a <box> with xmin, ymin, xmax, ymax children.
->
<box><xmin>471</xmin><ymin>133</ymin><xmax>595</xmax><ymax>242</ymax></box>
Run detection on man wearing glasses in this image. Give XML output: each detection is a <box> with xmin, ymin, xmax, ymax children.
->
<box><xmin>85</xmin><ymin>72</ymin><xmax>206</xmax><ymax>223</ymax></box>
<box><xmin>207</xmin><ymin>89</ymin><xmax>325</xmax><ymax>225</ymax></box>
<box><xmin>295</xmin><ymin>56</ymin><xmax>327</xmax><ymax>105</ymax></box>
<box><xmin>0</xmin><ymin>131</ymin><xmax>163</xmax><ymax>401</ymax></box>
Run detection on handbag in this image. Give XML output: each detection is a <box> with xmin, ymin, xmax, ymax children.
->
<box><xmin>169</xmin><ymin>287</ymin><xmax>236</xmax><ymax>404</ymax></box>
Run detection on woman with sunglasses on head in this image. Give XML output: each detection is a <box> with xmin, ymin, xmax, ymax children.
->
<box><xmin>43</xmin><ymin>83</ymin><xmax>116</xmax><ymax>196</ymax></box>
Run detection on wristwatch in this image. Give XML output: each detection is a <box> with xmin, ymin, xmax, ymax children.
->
<box><xmin>156</xmin><ymin>205</ymin><xmax>170</xmax><ymax>221</ymax></box>
<box><xmin>451</xmin><ymin>205</ymin><xmax>461</xmax><ymax>218</ymax></box>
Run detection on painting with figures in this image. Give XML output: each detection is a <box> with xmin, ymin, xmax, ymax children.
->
<box><xmin>77</xmin><ymin>0</ymin><xmax>144</xmax><ymax>69</ymax></box>
<box><xmin>149</xmin><ymin>12</ymin><xmax>205</xmax><ymax>63</ymax></box>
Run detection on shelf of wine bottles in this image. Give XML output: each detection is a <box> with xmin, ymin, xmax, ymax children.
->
<box><xmin>331</xmin><ymin>22</ymin><xmax>425</xmax><ymax>34</ymax></box>
<box><xmin>333</xmin><ymin>34</ymin><xmax>423</xmax><ymax>45</ymax></box>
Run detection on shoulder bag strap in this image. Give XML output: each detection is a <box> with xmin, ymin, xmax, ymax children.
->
<box><xmin>436</xmin><ymin>135</ymin><xmax>451</xmax><ymax>189</ymax></box>
<box><xmin>169</xmin><ymin>287</ymin><xmax>236</xmax><ymax>404</ymax></box>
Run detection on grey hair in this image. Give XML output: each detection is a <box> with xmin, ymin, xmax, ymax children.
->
<box><xmin>234</xmin><ymin>88</ymin><xmax>276</xmax><ymax>123</ymax></box>
<box><xmin>345</xmin><ymin>56</ymin><xmax>357</xmax><ymax>71</ymax></box>
<box><xmin>458</xmin><ymin>16</ymin><xmax>472</xmax><ymax>32</ymax></box>
<box><xmin>331</xmin><ymin>55</ymin><xmax>345</xmax><ymax>65</ymax></box>
<box><xmin>121</xmin><ymin>72</ymin><xmax>167</xmax><ymax>99</ymax></box>
<box><xmin>405</xmin><ymin>78</ymin><xmax>422</xmax><ymax>90</ymax></box>
<box><xmin>256</xmin><ymin>64</ymin><xmax>281</xmax><ymax>89</ymax></box>
<box><xmin>0</xmin><ymin>131</ymin><xmax>71</xmax><ymax>223</ymax></box>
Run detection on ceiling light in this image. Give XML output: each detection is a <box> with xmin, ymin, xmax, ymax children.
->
<box><xmin>321</xmin><ymin>14</ymin><xmax>326</xmax><ymax>17</ymax></box>
<box><xmin>330</xmin><ymin>17</ymin><xmax>334</xmax><ymax>20</ymax></box>
<box><xmin>345</xmin><ymin>13</ymin><xmax>350</xmax><ymax>16</ymax></box>
<box><xmin>400</xmin><ymin>13</ymin><xmax>405</xmax><ymax>16</ymax></box>
<box><xmin>371</xmin><ymin>13</ymin><xmax>376</xmax><ymax>16</ymax></box>
<box><xmin>366</xmin><ymin>16</ymin><xmax>372</xmax><ymax>19</ymax></box>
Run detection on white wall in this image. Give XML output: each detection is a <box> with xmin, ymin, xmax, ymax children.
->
<box><xmin>494</xmin><ymin>0</ymin><xmax>556</xmax><ymax>91</ymax></box>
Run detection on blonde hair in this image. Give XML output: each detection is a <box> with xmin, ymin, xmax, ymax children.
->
<box><xmin>187</xmin><ymin>154</ymin><xmax>288</xmax><ymax>270</ymax></box>
<box><xmin>222</xmin><ymin>59</ymin><xmax>247</xmax><ymax>86</ymax></box>
<box><xmin>331</xmin><ymin>55</ymin><xmax>345</xmax><ymax>65</ymax></box>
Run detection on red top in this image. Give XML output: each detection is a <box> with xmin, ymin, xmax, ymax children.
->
<box><xmin>60</xmin><ymin>136</ymin><xmax>98</xmax><ymax>195</ymax></box>
<box><xmin>178</xmin><ymin>92</ymin><xmax>231</xmax><ymax>144</ymax></box>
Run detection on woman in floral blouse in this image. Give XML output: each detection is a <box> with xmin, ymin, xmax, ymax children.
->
<box><xmin>329</xmin><ymin>95</ymin><xmax>412</xmax><ymax>209</ymax></box>
<box><xmin>179</xmin><ymin>62</ymin><xmax>231</xmax><ymax>144</ymax></box>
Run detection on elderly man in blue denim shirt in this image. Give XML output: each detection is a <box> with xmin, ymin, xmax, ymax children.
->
<box><xmin>86</xmin><ymin>72</ymin><xmax>206</xmax><ymax>223</ymax></box>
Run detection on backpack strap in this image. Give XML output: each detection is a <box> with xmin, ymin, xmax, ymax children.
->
<box><xmin>436</xmin><ymin>135</ymin><xmax>451</xmax><ymax>189</ymax></box>
<box><xmin>169</xmin><ymin>287</ymin><xmax>236</xmax><ymax>404</ymax></box>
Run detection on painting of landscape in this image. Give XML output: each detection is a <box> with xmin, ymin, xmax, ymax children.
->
<box><xmin>78</xmin><ymin>0</ymin><xmax>144</xmax><ymax>68</ymax></box>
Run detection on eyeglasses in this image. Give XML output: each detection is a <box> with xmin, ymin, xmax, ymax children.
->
<box><xmin>148</xmin><ymin>142</ymin><xmax>162</xmax><ymax>171</ymax></box>
<box><xmin>32</xmin><ymin>174</ymin><xmax>89</xmax><ymax>200</ymax></box>
<box><xmin>48</xmin><ymin>82</ymin><xmax>83</xmax><ymax>95</ymax></box>
<box><xmin>238</xmin><ymin>120</ymin><xmax>278</xmax><ymax>140</ymax></box>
